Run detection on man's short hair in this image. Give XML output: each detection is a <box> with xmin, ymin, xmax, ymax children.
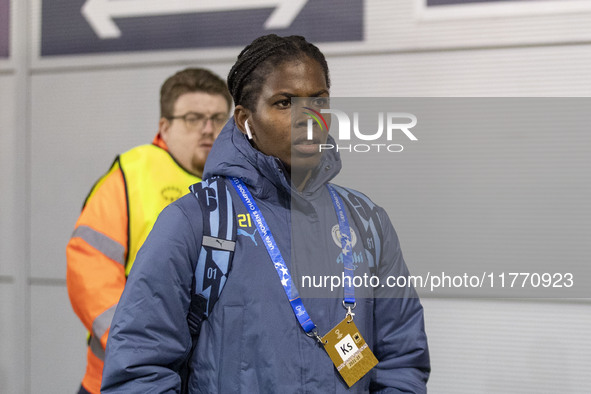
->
<box><xmin>160</xmin><ymin>68</ymin><xmax>232</xmax><ymax>118</ymax></box>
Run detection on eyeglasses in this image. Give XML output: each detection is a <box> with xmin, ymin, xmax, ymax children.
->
<box><xmin>167</xmin><ymin>112</ymin><xmax>228</xmax><ymax>131</ymax></box>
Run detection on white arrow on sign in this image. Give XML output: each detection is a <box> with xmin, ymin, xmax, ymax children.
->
<box><xmin>82</xmin><ymin>0</ymin><xmax>308</xmax><ymax>39</ymax></box>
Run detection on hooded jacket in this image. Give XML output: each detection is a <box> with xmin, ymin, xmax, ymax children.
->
<box><xmin>102</xmin><ymin>119</ymin><xmax>430</xmax><ymax>393</ymax></box>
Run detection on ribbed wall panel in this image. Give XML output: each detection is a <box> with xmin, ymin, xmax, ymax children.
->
<box><xmin>0</xmin><ymin>284</ymin><xmax>19</xmax><ymax>394</ymax></box>
<box><xmin>422</xmin><ymin>298</ymin><xmax>591</xmax><ymax>393</ymax></box>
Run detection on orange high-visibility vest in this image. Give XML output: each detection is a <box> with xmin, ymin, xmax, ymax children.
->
<box><xmin>67</xmin><ymin>144</ymin><xmax>200</xmax><ymax>393</ymax></box>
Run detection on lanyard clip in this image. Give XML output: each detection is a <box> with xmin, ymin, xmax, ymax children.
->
<box><xmin>306</xmin><ymin>329</ymin><xmax>326</xmax><ymax>345</ymax></box>
<box><xmin>343</xmin><ymin>300</ymin><xmax>356</xmax><ymax>322</ymax></box>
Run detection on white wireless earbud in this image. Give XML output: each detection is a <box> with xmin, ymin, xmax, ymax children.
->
<box><xmin>244</xmin><ymin>119</ymin><xmax>253</xmax><ymax>140</ymax></box>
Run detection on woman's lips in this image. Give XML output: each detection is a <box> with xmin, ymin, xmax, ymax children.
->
<box><xmin>292</xmin><ymin>140</ymin><xmax>321</xmax><ymax>155</ymax></box>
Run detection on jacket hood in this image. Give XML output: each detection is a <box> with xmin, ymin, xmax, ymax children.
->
<box><xmin>203</xmin><ymin>118</ymin><xmax>342</xmax><ymax>198</ymax></box>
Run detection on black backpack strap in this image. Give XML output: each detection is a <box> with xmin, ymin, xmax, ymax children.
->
<box><xmin>187</xmin><ymin>176</ymin><xmax>237</xmax><ymax>337</ymax></box>
<box><xmin>330</xmin><ymin>184</ymin><xmax>384</xmax><ymax>275</ymax></box>
<box><xmin>182</xmin><ymin>177</ymin><xmax>237</xmax><ymax>392</ymax></box>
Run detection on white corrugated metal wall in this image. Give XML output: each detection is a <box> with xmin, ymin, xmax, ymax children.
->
<box><xmin>1</xmin><ymin>0</ymin><xmax>590</xmax><ymax>392</ymax></box>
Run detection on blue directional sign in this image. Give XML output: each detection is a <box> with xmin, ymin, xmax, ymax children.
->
<box><xmin>41</xmin><ymin>0</ymin><xmax>363</xmax><ymax>57</ymax></box>
<box><xmin>0</xmin><ymin>0</ymin><xmax>8</xmax><ymax>57</ymax></box>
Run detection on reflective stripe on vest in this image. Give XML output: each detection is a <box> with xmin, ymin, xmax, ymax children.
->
<box><xmin>119</xmin><ymin>144</ymin><xmax>201</xmax><ymax>275</ymax></box>
<box><xmin>92</xmin><ymin>304</ymin><xmax>117</xmax><ymax>343</ymax></box>
<box><xmin>88</xmin><ymin>304</ymin><xmax>117</xmax><ymax>361</ymax></box>
<box><xmin>72</xmin><ymin>225</ymin><xmax>125</xmax><ymax>266</ymax></box>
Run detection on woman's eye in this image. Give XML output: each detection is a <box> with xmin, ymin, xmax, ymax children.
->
<box><xmin>311</xmin><ymin>97</ymin><xmax>329</xmax><ymax>107</ymax></box>
<box><xmin>276</xmin><ymin>99</ymin><xmax>291</xmax><ymax>108</ymax></box>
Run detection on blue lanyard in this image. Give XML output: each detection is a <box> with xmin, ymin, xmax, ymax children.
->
<box><xmin>326</xmin><ymin>184</ymin><xmax>355</xmax><ymax>305</ymax></box>
<box><xmin>230</xmin><ymin>177</ymin><xmax>355</xmax><ymax>336</ymax></box>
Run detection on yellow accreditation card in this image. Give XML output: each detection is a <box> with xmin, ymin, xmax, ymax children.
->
<box><xmin>321</xmin><ymin>317</ymin><xmax>379</xmax><ymax>387</ymax></box>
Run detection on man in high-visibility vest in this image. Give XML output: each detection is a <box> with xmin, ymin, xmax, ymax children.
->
<box><xmin>66</xmin><ymin>68</ymin><xmax>232</xmax><ymax>394</ymax></box>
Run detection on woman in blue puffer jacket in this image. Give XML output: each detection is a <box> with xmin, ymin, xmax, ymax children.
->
<box><xmin>102</xmin><ymin>34</ymin><xmax>430</xmax><ymax>394</ymax></box>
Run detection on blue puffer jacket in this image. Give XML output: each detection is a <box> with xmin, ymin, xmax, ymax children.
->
<box><xmin>102</xmin><ymin>118</ymin><xmax>430</xmax><ymax>393</ymax></box>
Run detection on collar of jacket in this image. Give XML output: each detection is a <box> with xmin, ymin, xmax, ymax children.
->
<box><xmin>204</xmin><ymin>118</ymin><xmax>342</xmax><ymax>205</ymax></box>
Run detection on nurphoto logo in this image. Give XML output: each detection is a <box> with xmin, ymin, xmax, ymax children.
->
<box><xmin>305</xmin><ymin>108</ymin><xmax>418</xmax><ymax>153</ymax></box>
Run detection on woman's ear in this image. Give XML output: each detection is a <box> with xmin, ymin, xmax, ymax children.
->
<box><xmin>234</xmin><ymin>105</ymin><xmax>251</xmax><ymax>136</ymax></box>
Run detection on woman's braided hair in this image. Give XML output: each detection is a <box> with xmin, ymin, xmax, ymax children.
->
<box><xmin>228</xmin><ymin>35</ymin><xmax>330</xmax><ymax>111</ymax></box>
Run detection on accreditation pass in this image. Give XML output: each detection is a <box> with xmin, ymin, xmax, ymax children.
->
<box><xmin>321</xmin><ymin>318</ymin><xmax>379</xmax><ymax>387</ymax></box>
